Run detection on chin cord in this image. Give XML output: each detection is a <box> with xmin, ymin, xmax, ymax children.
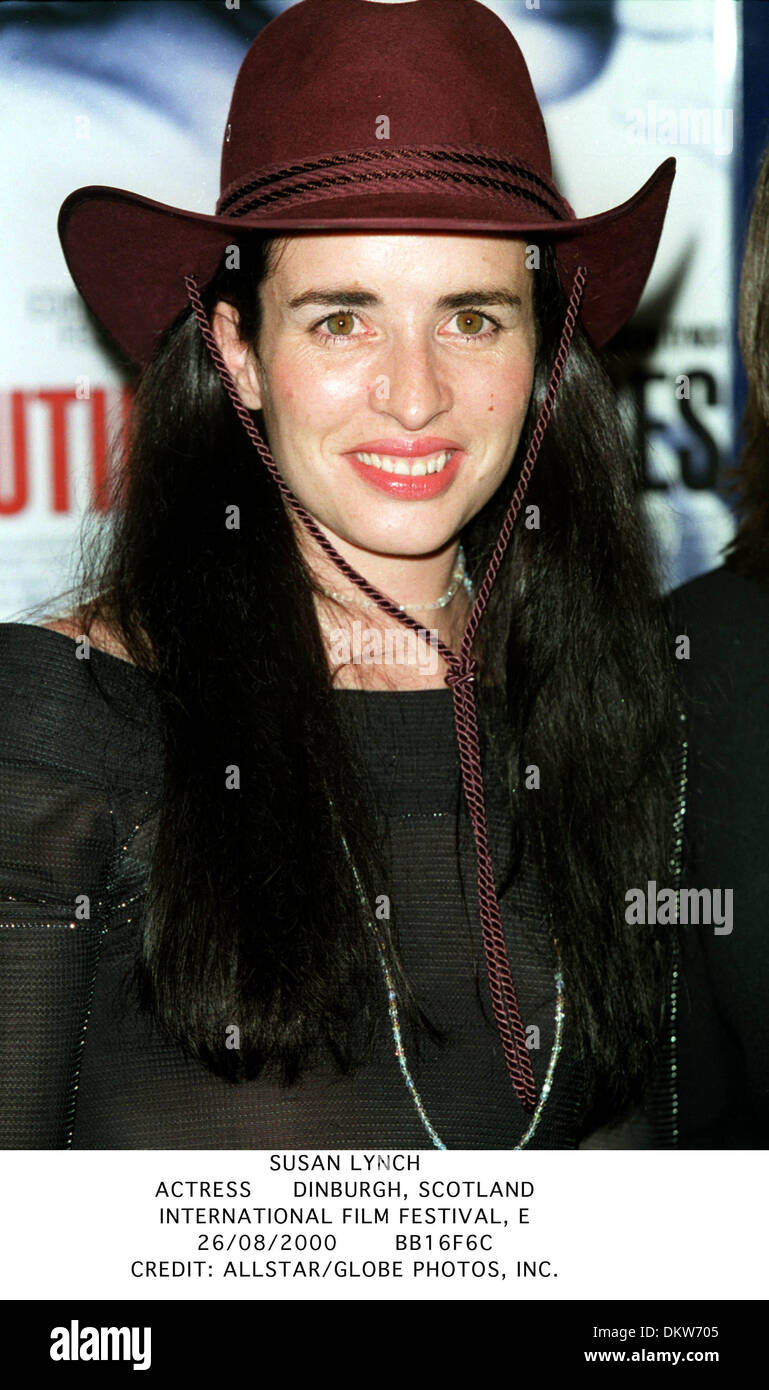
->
<box><xmin>185</xmin><ymin>263</ymin><xmax>587</xmax><ymax>1115</ymax></box>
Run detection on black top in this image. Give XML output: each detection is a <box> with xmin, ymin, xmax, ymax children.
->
<box><xmin>666</xmin><ymin>565</ymin><xmax>769</xmax><ymax>1147</ymax></box>
<box><xmin>0</xmin><ymin>622</ymin><xmax>599</xmax><ymax>1149</ymax></box>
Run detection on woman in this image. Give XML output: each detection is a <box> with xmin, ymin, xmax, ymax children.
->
<box><xmin>667</xmin><ymin>141</ymin><xmax>769</xmax><ymax>1147</ymax></box>
<box><xmin>0</xmin><ymin>0</ymin><xmax>682</xmax><ymax>1148</ymax></box>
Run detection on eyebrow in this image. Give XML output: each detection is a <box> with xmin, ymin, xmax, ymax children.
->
<box><xmin>287</xmin><ymin>288</ymin><xmax>523</xmax><ymax>312</ymax></box>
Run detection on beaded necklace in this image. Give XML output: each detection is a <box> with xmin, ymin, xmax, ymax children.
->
<box><xmin>317</xmin><ymin>544</ymin><xmax>474</xmax><ymax>612</ymax></box>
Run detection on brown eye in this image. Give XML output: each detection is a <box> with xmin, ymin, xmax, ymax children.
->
<box><xmin>325</xmin><ymin>311</ymin><xmax>356</xmax><ymax>336</ymax></box>
<box><xmin>456</xmin><ymin>311</ymin><xmax>485</xmax><ymax>335</ymax></box>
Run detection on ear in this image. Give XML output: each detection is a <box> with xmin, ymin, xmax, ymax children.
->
<box><xmin>211</xmin><ymin>300</ymin><xmax>263</xmax><ymax>409</ymax></box>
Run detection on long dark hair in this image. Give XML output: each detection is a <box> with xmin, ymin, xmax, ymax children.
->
<box><xmin>53</xmin><ymin>234</ymin><xmax>678</xmax><ymax>1126</ymax></box>
<box><xmin>724</xmin><ymin>142</ymin><xmax>769</xmax><ymax>581</ymax></box>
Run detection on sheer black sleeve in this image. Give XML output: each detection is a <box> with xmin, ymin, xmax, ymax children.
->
<box><xmin>0</xmin><ymin>624</ymin><xmax>159</xmax><ymax>1147</ymax></box>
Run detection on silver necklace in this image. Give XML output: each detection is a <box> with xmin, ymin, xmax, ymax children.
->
<box><xmin>336</xmin><ymin>820</ymin><xmax>565</xmax><ymax>1150</ymax></box>
<box><xmin>316</xmin><ymin>543</ymin><xmax>474</xmax><ymax>612</ymax></box>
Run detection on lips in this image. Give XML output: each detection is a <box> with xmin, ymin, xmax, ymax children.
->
<box><xmin>342</xmin><ymin>438</ymin><xmax>465</xmax><ymax>499</ymax></box>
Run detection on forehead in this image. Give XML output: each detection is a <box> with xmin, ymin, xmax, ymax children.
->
<box><xmin>266</xmin><ymin>232</ymin><xmax>531</xmax><ymax>289</ymax></box>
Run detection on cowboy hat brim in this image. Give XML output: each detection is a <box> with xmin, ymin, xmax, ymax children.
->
<box><xmin>58</xmin><ymin>156</ymin><xmax>675</xmax><ymax>368</ymax></box>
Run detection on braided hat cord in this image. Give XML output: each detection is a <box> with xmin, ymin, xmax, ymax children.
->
<box><xmin>185</xmin><ymin>264</ymin><xmax>587</xmax><ymax>1113</ymax></box>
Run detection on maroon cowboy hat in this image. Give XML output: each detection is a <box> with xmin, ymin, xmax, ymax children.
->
<box><xmin>58</xmin><ymin>0</ymin><xmax>675</xmax><ymax>369</ymax></box>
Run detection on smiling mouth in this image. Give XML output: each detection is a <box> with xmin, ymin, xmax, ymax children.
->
<box><xmin>353</xmin><ymin>449</ymin><xmax>455</xmax><ymax>476</ymax></box>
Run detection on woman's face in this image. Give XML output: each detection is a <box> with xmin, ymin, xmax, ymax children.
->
<box><xmin>217</xmin><ymin>233</ymin><xmax>537</xmax><ymax>561</ymax></box>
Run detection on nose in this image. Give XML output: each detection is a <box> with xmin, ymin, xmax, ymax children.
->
<box><xmin>369</xmin><ymin>331</ymin><xmax>452</xmax><ymax>429</ymax></box>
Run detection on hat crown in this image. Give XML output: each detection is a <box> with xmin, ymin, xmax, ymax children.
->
<box><xmin>220</xmin><ymin>0</ymin><xmax>551</xmax><ymax>197</ymax></box>
<box><xmin>58</xmin><ymin>0</ymin><xmax>676</xmax><ymax>365</ymax></box>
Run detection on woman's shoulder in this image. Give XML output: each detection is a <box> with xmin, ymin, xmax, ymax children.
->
<box><xmin>0</xmin><ymin>613</ymin><xmax>146</xmax><ymax>696</ymax></box>
<box><xmin>33</xmin><ymin>613</ymin><xmax>135</xmax><ymax>663</ymax></box>
<box><xmin>0</xmin><ymin>616</ymin><xmax>160</xmax><ymax>787</ymax></box>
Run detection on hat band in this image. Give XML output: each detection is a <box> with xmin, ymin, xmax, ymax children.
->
<box><xmin>217</xmin><ymin>145</ymin><xmax>570</xmax><ymax>220</ymax></box>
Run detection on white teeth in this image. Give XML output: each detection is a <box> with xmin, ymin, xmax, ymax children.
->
<box><xmin>354</xmin><ymin>449</ymin><xmax>454</xmax><ymax>476</ymax></box>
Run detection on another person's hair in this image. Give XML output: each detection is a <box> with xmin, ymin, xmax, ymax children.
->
<box><xmin>725</xmin><ymin>142</ymin><xmax>769</xmax><ymax>582</ymax></box>
<box><xmin>51</xmin><ymin>235</ymin><xmax>679</xmax><ymax>1129</ymax></box>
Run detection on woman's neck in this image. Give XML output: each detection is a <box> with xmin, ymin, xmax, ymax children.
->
<box><xmin>313</xmin><ymin>569</ymin><xmax>474</xmax><ymax>690</ymax></box>
<box><xmin>291</xmin><ymin>518</ymin><xmax>475</xmax><ymax>689</ymax></box>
